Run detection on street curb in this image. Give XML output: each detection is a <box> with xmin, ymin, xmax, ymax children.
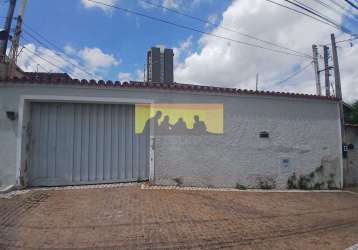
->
<box><xmin>0</xmin><ymin>185</ymin><xmax>15</xmax><ymax>194</ymax></box>
<box><xmin>0</xmin><ymin>183</ymin><xmax>141</xmax><ymax>199</ymax></box>
<box><xmin>141</xmin><ymin>184</ymin><xmax>358</xmax><ymax>194</ymax></box>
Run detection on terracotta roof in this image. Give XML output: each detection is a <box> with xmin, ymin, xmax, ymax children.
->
<box><xmin>0</xmin><ymin>76</ymin><xmax>338</xmax><ymax>101</ymax></box>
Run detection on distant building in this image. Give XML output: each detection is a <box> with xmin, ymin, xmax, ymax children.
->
<box><xmin>147</xmin><ymin>47</ymin><xmax>174</xmax><ymax>83</ymax></box>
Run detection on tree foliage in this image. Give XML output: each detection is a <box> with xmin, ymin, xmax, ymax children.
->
<box><xmin>345</xmin><ymin>101</ymin><xmax>358</xmax><ymax>124</ymax></box>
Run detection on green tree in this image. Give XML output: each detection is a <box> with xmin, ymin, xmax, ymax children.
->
<box><xmin>345</xmin><ymin>101</ymin><xmax>358</xmax><ymax>124</ymax></box>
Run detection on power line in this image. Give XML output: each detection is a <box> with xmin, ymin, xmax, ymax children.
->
<box><xmin>283</xmin><ymin>0</ymin><xmax>356</xmax><ymax>35</ymax></box>
<box><xmin>27</xmin><ymin>55</ymin><xmax>50</xmax><ymax>73</ymax></box>
<box><xmin>336</xmin><ymin>36</ymin><xmax>358</xmax><ymax>44</ymax></box>
<box><xmin>139</xmin><ymin>0</ymin><xmax>312</xmax><ymax>58</ymax></box>
<box><xmin>312</xmin><ymin>0</ymin><xmax>342</xmax><ymax>15</ymax></box>
<box><xmin>87</xmin><ymin>0</ymin><xmax>312</xmax><ymax>59</ymax></box>
<box><xmin>21</xmin><ymin>25</ymin><xmax>97</xmax><ymax>79</ymax></box>
<box><xmin>292</xmin><ymin>0</ymin><xmax>340</xmax><ymax>25</ymax></box>
<box><xmin>21</xmin><ymin>38</ymin><xmax>85</xmax><ymax>79</ymax></box>
<box><xmin>321</xmin><ymin>35</ymin><xmax>358</xmax><ymax>45</ymax></box>
<box><xmin>263</xmin><ymin>0</ymin><xmax>340</xmax><ymax>30</ymax></box>
<box><xmin>327</xmin><ymin>0</ymin><xmax>349</xmax><ymax>12</ymax></box>
<box><xmin>271</xmin><ymin>61</ymin><xmax>313</xmax><ymax>85</ymax></box>
<box><xmin>345</xmin><ymin>0</ymin><xmax>358</xmax><ymax>10</ymax></box>
<box><xmin>24</xmin><ymin>30</ymin><xmax>93</xmax><ymax>79</ymax></box>
<box><xmin>290</xmin><ymin>0</ymin><xmax>355</xmax><ymax>32</ymax></box>
<box><xmin>14</xmin><ymin>45</ymin><xmax>50</xmax><ymax>73</ymax></box>
<box><xmin>312</xmin><ymin>0</ymin><xmax>358</xmax><ymax>25</ymax></box>
<box><xmin>23</xmin><ymin>23</ymin><xmax>68</xmax><ymax>55</ymax></box>
<box><xmin>21</xmin><ymin>33</ymin><xmax>83</xmax><ymax>77</ymax></box>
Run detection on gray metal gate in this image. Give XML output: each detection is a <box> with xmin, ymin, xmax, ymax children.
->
<box><xmin>29</xmin><ymin>102</ymin><xmax>149</xmax><ymax>187</ymax></box>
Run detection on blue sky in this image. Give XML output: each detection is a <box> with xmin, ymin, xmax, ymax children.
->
<box><xmin>1</xmin><ymin>0</ymin><xmax>357</xmax><ymax>101</ymax></box>
<box><xmin>0</xmin><ymin>0</ymin><xmax>230</xmax><ymax>80</ymax></box>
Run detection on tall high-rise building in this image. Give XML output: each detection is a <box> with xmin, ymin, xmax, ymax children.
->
<box><xmin>147</xmin><ymin>47</ymin><xmax>174</xmax><ymax>83</ymax></box>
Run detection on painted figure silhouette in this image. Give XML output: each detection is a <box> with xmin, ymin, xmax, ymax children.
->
<box><xmin>143</xmin><ymin>111</ymin><xmax>162</xmax><ymax>134</ymax></box>
<box><xmin>158</xmin><ymin>115</ymin><xmax>172</xmax><ymax>135</ymax></box>
<box><xmin>192</xmin><ymin>115</ymin><xmax>207</xmax><ymax>134</ymax></box>
<box><xmin>172</xmin><ymin>117</ymin><xmax>187</xmax><ymax>134</ymax></box>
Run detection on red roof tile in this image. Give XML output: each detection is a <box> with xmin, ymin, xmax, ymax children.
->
<box><xmin>0</xmin><ymin>76</ymin><xmax>338</xmax><ymax>101</ymax></box>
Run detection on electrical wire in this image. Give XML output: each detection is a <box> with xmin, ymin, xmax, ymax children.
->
<box><xmin>336</xmin><ymin>36</ymin><xmax>358</xmax><ymax>44</ymax></box>
<box><xmin>22</xmin><ymin>34</ymin><xmax>83</xmax><ymax>78</ymax></box>
<box><xmin>23</xmin><ymin>23</ymin><xmax>71</xmax><ymax>56</ymax></box>
<box><xmin>271</xmin><ymin>61</ymin><xmax>313</xmax><ymax>85</ymax></box>
<box><xmin>263</xmin><ymin>0</ymin><xmax>340</xmax><ymax>30</ymax></box>
<box><xmin>321</xmin><ymin>34</ymin><xmax>358</xmax><ymax>46</ymax></box>
<box><xmin>21</xmin><ymin>37</ymin><xmax>85</xmax><ymax>79</ymax></box>
<box><xmin>87</xmin><ymin>0</ymin><xmax>312</xmax><ymax>59</ymax></box>
<box><xmin>327</xmin><ymin>0</ymin><xmax>349</xmax><ymax>12</ymax></box>
<box><xmin>283</xmin><ymin>0</ymin><xmax>356</xmax><ymax>35</ymax></box>
<box><xmin>312</xmin><ymin>0</ymin><xmax>358</xmax><ymax>25</ymax></box>
<box><xmin>264</xmin><ymin>0</ymin><xmax>357</xmax><ymax>37</ymax></box>
<box><xmin>291</xmin><ymin>0</ymin><xmax>356</xmax><ymax>31</ymax></box>
<box><xmin>345</xmin><ymin>0</ymin><xmax>358</xmax><ymax>10</ymax></box>
<box><xmin>292</xmin><ymin>0</ymin><xmax>341</xmax><ymax>25</ymax></box>
<box><xmin>140</xmin><ymin>0</ymin><xmax>312</xmax><ymax>58</ymax></box>
<box><xmin>23</xmin><ymin>25</ymin><xmax>96</xmax><ymax>78</ymax></box>
<box><xmin>27</xmin><ymin>55</ymin><xmax>50</xmax><ymax>73</ymax></box>
<box><xmin>287</xmin><ymin>0</ymin><xmax>347</xmax><ymax>27</ymax></box>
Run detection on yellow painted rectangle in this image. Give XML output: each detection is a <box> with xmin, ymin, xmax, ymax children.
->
<box><xmin>135</xmin><ymin>103</ymin><xmax>224</xmax><ymax>135</ymax></box>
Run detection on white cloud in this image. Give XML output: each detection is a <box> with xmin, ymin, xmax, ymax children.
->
<box><xmin>18</xmin><ymin>43</ymin><xmax>80</xmax><ymax>75</ymax></box>
<box><xmin>138</xmin><ymin>0</ymin><xmax>208</xmax><ymax>11</ymax></box>
<box><xmin>118</xmin><ymin>72</ymin><xmax>132</xmax><ymax>82</ymax></box>
<box><xmin>206</xmin><ymin>14</ymin><xmax>219</xmax><ymax>27</ymax></box>
<box><xmin>117</xmin><ymin>69</ymin><xmax>144</xmax><ymax>82</ymax></box>
<box><xmin>79</xmin><ymin>47</ymin><xmax>119</xmax><ymax>71</ymax></box>
<box><xmin>162</xmin><ymin>0</ymin><xmax>181</xmax><ymax>9</ymax></box>
<box><xmin>18</xmin><ymin>43</ymin><xmax>121</xmax><ymax>80</ymax></box>
<box><xmin>174</xmin><ymin>0</ymin><xmax>358</xmax><ymax>102</ymax></box>
<box><xmin>173</xmin><ymin>36</ymin><xmax>193</xmax><ymax>64</ymax></box>
<box><xmin>135</xmin><ymin>69</ymin><xmax>145</xmax><ymax>81</ymax></box>
<box><xmin>64</xmin><ymin>45</ymin><xmax>76</xmax><ymax>55</ymax></box>
<box><xmin>81</xmin><ymin>0</ymin><xmax>118</xmax><ymax>13</ymax></box>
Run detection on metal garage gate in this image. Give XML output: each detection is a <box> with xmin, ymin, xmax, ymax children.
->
<box><xmin>29</xmin><ymin>102</ymin><xmax>150</xmax><ymax>187</ymax></box>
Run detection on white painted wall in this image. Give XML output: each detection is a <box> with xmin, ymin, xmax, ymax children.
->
<box><xmin>0</xmin><ymin>83</ymin><xmax>342</xmax><ymax>189</ymax></box>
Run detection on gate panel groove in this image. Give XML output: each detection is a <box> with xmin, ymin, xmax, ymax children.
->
<box><xmin>29</xmin><ymin>102</ymin><xmax>149</xmax><ymax>186</ymax></box>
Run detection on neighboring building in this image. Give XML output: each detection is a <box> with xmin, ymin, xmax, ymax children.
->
<box><xmin>147</xmin><ymin>47</ymin><xmax>174</xmax><ymax>83</ymax></box>
<box><xmin>0</xmin><ymin>77</ymin><xmax>344</xmax><ymax>190</ymax></box>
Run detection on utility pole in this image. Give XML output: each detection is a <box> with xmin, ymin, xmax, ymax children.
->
<box><xmin>323</xmin><ymin>45</ymin><xmax>331</xmax><ymax>96</ymax></box>
<box><xmin>0</xmin><ymin>0</ymin><xmax>17</xmax><ymax>62</ymax></box>
<box><xmin>312</xmin><ymin>45</ymin><xmax>321</xmax><ymax>96</ymax></box>
<box><xmin>331</xmin><ymin>34</ymin><xmax>342</xmax><ymax>100</ymax></box>
<box><xmin>255</xmin><ymin>73</ymin><xmax>259</xmax><ymax>91</ymax></box>
<box><xmin>331</xmin><ymin>33</ymin><xmax>346</xmax><ymax>189</ymax></box>
<box><xmin>8</xmin><ymin>0</ymin><xmax>28</xmax><ymax>77</ymax></box>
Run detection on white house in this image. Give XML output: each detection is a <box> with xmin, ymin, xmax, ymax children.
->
<box><xmin>0</xmin><ymin>76</ymin><xmax>343</xmax><ymax>190</ymax></box>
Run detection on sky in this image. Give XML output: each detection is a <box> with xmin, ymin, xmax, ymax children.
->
<box><xmin>1</xmin><ymin>0</ymin><xmax>358</xmax><ymax>102</ymax></box>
